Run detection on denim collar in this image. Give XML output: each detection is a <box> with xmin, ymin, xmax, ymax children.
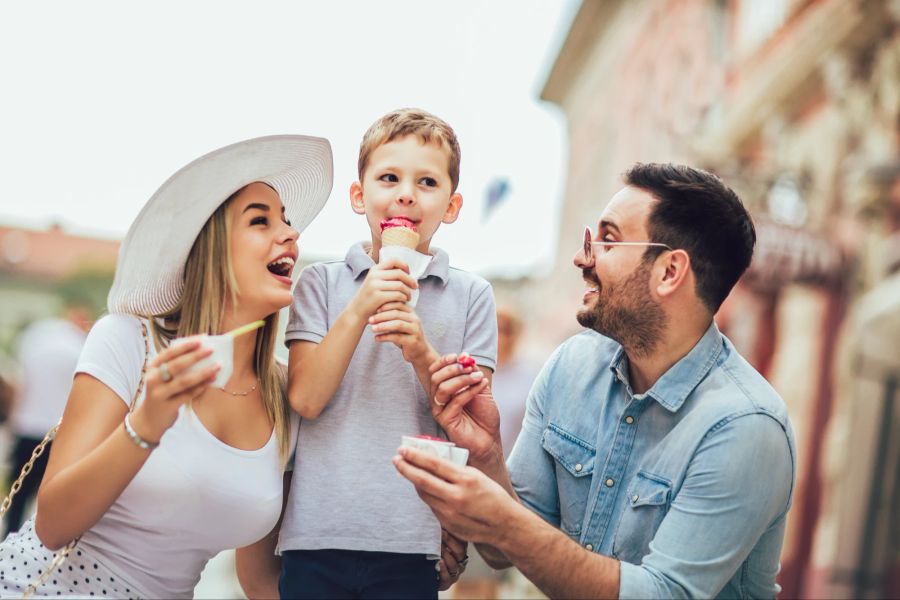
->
<box><xmin>345</xmin><ymin>241</ymin><xmax>450</xmax><ymax>285</ymax></box>
<box><xmin>608</xmin><ymin>321</ymin><xmax>724</xmax><ymax>412</ymax></box>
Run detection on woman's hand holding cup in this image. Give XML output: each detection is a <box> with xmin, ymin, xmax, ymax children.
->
<box><xmin>130</xmin><ymin>338</ymin><xmax>220</xmax><ymax>444</ymax></box>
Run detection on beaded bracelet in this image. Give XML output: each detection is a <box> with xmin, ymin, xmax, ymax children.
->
<box><xmin>123</xmin><ymin>413</ymin><xmax>160</xmax><ymax>451</ymax></box>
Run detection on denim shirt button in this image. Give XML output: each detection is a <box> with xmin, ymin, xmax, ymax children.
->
<box><xmin>585</xmin><ymin>543</ymin><xmax>594</xmax><ymax>551</ymax></box>
<box><xmin>575</xmin><ymin>463</ymin><xmax>583</xmax><ymax>473</ymax></box>
<box><xmin>605</xmin><ymin>478</ymin><xmax>615</xmax><ymax>487</ymax></box>
<box><xmin>625</xmin><ymin>416</ymin><xmax>634</xmax><ymax>424</ymax></box>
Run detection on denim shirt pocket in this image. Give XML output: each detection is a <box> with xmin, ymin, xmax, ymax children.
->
<box><xmin>612</xmin><ymin>470</ymin><xmax>672</xmax><ymax>564</ymax></box>
<box><xmin>541</xmin><ymin>423</ymin><xmax>595</xmax><ymax>538</ymax></box>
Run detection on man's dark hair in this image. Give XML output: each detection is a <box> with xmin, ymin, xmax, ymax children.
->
<box><xmin>624</xmin><ymin>163</ymin><xmax>756</xmax><ymax>313</ymax></box>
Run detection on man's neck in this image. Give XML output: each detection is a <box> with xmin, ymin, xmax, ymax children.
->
<box><xmin>625</xmin><ymin>318</ymin><xmax>712</xmax><ymax>395</ymax></box>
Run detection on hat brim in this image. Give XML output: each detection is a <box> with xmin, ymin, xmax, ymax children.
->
<box><xmin>108</xmin><ymin>135</ymin><xmax>333</xmax><ymax>315</ymax></box>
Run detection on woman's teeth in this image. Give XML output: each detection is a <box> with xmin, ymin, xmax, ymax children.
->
<box><xmin>267</xmin><ymin>256</ymin><xmax>295</xmax><ymax>276</ymax></box>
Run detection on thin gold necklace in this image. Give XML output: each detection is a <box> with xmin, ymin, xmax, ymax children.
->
<box><xmin>218</xmin><ymin>381</ymin><xmax>258</xmax><ymax>397</ymax></box>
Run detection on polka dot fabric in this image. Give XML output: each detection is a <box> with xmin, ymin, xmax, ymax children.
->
<box><xmin>0</xmin><ymin>519</ymin><xmax>146</xmax><ymax>598</ymax></box>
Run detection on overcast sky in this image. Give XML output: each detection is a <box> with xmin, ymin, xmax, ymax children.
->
<box><xmin>0</xmin><ymin>1</ymin><xmax>574</xmax><ymax>277</ymax></box>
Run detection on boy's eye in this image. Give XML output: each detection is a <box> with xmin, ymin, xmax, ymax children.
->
<box><xmin>379</xmin><ymin>173</ymin><xmax>398</xmax><ymax>183</ymax></box>
<box><xmin>251</xmin><ymin>216</ymin><xmax>268</xmax><ymax>226</ymax></box>
<box><xmin>419</xmin><ymin>177</ymin><xmax>438</xmax><ymax>187</ymax></box>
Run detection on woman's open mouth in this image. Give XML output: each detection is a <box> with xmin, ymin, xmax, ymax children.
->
<box><xmin>267</xmin><ymin>256</ymin><xmax>295</xmax><ymax>283</ymax></box>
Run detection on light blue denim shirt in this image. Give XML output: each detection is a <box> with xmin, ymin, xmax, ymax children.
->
<box><xmin>507</xmin><ymin>323</ymin><xmax>796</xmax><ymax>599</ymax></box>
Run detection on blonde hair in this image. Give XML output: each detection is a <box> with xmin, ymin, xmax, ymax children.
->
<box><xmin>357</xmin><ymin>108</ymin><xmax>462</xmax><ymax>192</ymax></box>
<box><xmin>148</xmin><ymin>190</ymin><xmax>291</xmax><ymax>462</ymax></box>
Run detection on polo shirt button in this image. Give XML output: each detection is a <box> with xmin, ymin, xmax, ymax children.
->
<box><xmin>575</xmin><ymin>463</ymin><xmax>583</xmax><ymax>473</ymax></box>
<box><xmin>625</xmin><ymin>416</ymin><xmax>634</xmax><ymax>424</ymax></box>
<box><xmin>632</xmin><ymin>494</ymin><xmax>639</xmax><ymax>502</ymax></box>
<box><xmin>605</xmin><ymin>478</ymin><xmax>615</xmax><ymax>487</ymax></box>
<box><xmin>585</xmin><ymin>543</ymin><xmax>594</xmax><ymax>551</ymax></box>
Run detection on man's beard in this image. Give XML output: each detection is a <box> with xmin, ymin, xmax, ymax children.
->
<box><xmin>576</xmin><ymin>261</ymin><xmax>666</xmax><ymax>357</ymax></box>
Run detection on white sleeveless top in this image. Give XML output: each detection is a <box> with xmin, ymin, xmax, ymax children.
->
<box><xmin>52</xmin><ymin>314</ymin><xmax>295</xmax><ymax>598</ymax></box>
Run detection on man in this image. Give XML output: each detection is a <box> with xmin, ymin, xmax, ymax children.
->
<box><xmin>394</xmin><ymin>163</ymin><xmax>796</xmax><ymax>599</ymax></box>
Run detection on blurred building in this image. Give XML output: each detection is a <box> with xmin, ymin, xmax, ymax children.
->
<box><xmin>0</xmin><ymin>224</ymin><xmax>118</xmax><ymax>355</ymax></box>
<box><xmin>532</xmin><ymin>0</ymin><xmax>900</xmax><ymax>598</ymax></box>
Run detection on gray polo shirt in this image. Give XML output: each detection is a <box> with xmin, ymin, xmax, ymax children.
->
<box><xmin>279</xmin><ymin>242</ymin><xmax>498</xmax><ymax>556</ymax></box>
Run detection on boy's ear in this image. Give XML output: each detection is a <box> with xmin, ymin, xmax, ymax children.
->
<box><xmin>349</xmin><ymin>182</ymin><xmax>366</xmax><ymax>215</ymax></box>
<box><xmin>442</xmin><ymin>192</ymin><xmax>463</xmax><ymax>224</ymax></box>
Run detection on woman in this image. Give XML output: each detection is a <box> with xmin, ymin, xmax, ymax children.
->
<box><xmin>0</xmin><ymin>135</ymin><xmax>331</xmax><ymax>598</ymax></box>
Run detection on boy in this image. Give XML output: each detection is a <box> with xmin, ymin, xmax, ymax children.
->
<box><xmin>279</xmin><ymin>108</ymin><xmax>498</xmax><ymax>599</ymax></box>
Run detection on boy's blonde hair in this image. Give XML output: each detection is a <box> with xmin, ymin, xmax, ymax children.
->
<box><xmin>357</xmin><ymin>108</ymin><xmax>462</xmax><ymax>192</ymax></box>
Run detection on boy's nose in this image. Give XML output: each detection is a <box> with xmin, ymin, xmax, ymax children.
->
<box><xmin>397</xmin><ymin>194</ymin><xmax>415</xmax><ymax>205</ymax></box>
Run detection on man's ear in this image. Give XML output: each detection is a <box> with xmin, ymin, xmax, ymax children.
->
<box><xmin>656</xmin><ymin>249</ymin><xmax>691</xmax><ymax>299</ymax></box>
<box><xmin>350</xmin><ymin>182</ymin><xmax>365</xmax><ymax>215</ymax></box>
<box><xmin>442</xmin><ymin>192</ymin><xmax>463</xmax><ymax>224</ymax></box>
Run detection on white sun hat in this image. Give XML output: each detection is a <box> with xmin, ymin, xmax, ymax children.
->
<box><xmin>107</xmin><ymin>134</ymin><xmax>333</xmax><ymax>315</ymax></box>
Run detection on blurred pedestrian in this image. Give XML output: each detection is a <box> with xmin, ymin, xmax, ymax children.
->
<box><xmin>3</xmin><ymin>296</ymin><xmax>92</xmax><ymax>536</ymax></box>
<box><xmin>492</xmin><ymin>304</ymin><xmax>538</xmax><ymax>459</ymax></box>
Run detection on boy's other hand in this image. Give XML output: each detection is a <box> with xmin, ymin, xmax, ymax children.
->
<box><xmin>369</xmin><ymin>301</ymin><xmax>435</xmax><ymax>366</ymax></box>
<box><xmin>438</xmin><ymin>529</ymin><xmax>468</xmax><ymax>590</ymax></box>
<box><xmin>349</xmin><ymin>258</ymin><xmax>417</xmax><ymax>321</ymax></box>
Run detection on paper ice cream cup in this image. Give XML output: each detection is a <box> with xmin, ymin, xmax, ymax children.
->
<box><xmin>379</xmin><ymin>246</ymin><xmax>432</xmax><ymax>308</ymax></box>
<box><xmin>401</xmin><ymin>435</ymin><xmax>469</xmax><ymax>466</ymax></box>
<box><xmin>171</xmin><ymin>334</ymin><xmax>233</xmax><ymax>389</ymax></box>
<box><xmin>449</xmin><ymin>446</ymin><xmax>469</xmax><ymax>466</ymax></box>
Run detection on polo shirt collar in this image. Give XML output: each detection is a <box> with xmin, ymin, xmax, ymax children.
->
<box><xmin>607</xmin><ymin>321</ymin><xmax>724</xmax><ymax>412</ymax></box>
<box><xmin>345</xmin><ymin>241</ymin><xmax>450</xmax><ymax>285</ymax></box>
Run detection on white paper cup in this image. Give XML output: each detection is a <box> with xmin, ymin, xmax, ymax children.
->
<box><xmin>171</xmin><ymin>334</ymin><xmax>233</xmax><ymax>388</ymax></box>
<box><xmin>400</xmin><ymin>435</ymin><xmax>468</xmax><ymax>466</ymax></box>
<box><xmin>379</xmin><ymin>246</ymin><xmax>432</xmax><ymax>307</ymax></box>
<box><xmin>449</xmin><ymin>446</ymin><xmax>470</xmax><ymax>466</ymax></box>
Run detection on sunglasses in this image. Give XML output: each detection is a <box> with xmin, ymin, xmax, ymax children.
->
<box><xmin>583</xmin><ymin>226</ymin><xmax>673</xmax><ymax>263</ymax></box>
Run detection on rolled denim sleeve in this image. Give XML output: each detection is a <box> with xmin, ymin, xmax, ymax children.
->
<box><xmin>619</xmin><ymin>413</ymin><xmax>794</xmax><ymax>599</ymax></box>
<box><xmin>507</xmin><ymin>349</ymin><xmax>563</xmax><ymax>526</ymax></box>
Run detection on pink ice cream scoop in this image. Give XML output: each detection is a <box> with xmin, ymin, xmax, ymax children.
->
<box><xmin>458</xmin><ymin>355</ymin><xmax>476</xmax><ymax>369</ymax></box>
<box><xmin>380</xmin><ymin>217</ymin><xmax>418</xmax><ymax>232</ymax></box>
<box><xmin>380</xmin><ymin>217</ymin><xmax>420</xmax><ymax>249</ymax></box>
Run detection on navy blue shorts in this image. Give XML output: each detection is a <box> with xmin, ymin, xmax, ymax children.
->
<box><xmin>279</xmin><ymin>549</ymin><xmax>439</xmax><ymax>600</ymax></box>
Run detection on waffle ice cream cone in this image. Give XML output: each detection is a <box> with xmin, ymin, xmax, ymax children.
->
<box><xmin>378</xmin><ymin>217</ymin><xmax>429</xmax><ymax>307</ymax></box>
<box><xmin>382</xmin><ymin>226</ymin><xmax>419</xmax><ymax>249</ymax></box>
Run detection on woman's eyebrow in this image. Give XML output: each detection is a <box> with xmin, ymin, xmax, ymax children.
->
<box><xmin>242</xmin><ymin>203</ymin><xmax>270</xmax><ymax>214</ymax></box>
